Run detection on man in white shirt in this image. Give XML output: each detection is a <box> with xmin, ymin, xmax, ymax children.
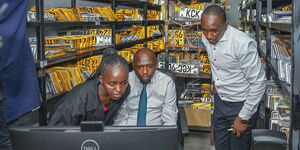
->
<box><xmin>200</xmin><ymin>5</ymin><xmax>266</xmax><ymax>150</ymax></box>
<box><xmin>114</xmin><ymin>48</ymin><xmax>178</xmax><ymax>126</ymax></box>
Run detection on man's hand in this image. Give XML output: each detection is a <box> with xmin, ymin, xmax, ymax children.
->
<box><xmin>231</xmin><ymin>117</ymin><xmax>248</xmax><ymax>137</ymax></box>
<box><xmin>211</xmin><ymin>84</ymin><xmax>217</xmax><ymax>95</ymax></box>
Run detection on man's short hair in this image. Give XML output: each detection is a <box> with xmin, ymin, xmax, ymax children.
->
<box><xmin>202</xmin><ymin>5</ymin><xmax>226</xmax><ymax>23</ymax></box>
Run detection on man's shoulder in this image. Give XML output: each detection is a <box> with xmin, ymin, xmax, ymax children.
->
<box><xmin>128</xmin><ymin>71</ymin><xmax>137</xmax><ymax>81</ymax></box>
<box><xmin>129</xmin><ymin>71</ymin><xmax>134</xmax><ymax>77</ymax></box>
<box><xmin>155</xmin><ymin>70</ymin><xmax>174</xmax><ymax>83</ymax></box>
<box><xmin>228</xmin><ymin>25</ymin><xmax>254</xmax><ymax>44</ymax></box>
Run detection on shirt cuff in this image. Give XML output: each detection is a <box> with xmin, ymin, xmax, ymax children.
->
<box><xmin>238</xmin><ymin>107</ymin><xmax>252</xmax><ymax>120</ymax></box>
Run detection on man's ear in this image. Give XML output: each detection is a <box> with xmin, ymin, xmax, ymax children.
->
<box><xmin>99</xmin><ymin>75</ymin><xmax>103</xmax><ymax>83</ymax></box>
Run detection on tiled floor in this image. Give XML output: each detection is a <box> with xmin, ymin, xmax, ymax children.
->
<box><xmin>184</xmin><ymin>131</ymin><xmax>215</xmax><ymax>150</ymax></box>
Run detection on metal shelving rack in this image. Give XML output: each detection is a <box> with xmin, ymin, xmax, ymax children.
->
<box><xmin>29</xmin><ymin>0</ymin><xmax>163</xmax><ymax>126</ymax></box>
<box><xmin>291</xmin><ymin>0</ymin><xmax>300</xmax><ymax>148</ymax></box>
<box><xmin>248</xmin><ymin>0</ymin><xmax>300</xmax><ymax>149</ymax></box>
<box><xmin>239</xmin><ymin>0</ymin><xmax>257</xmax><ymax>33</ymax></box>
<box><xmin>27</xmin><ymin>20</ymin><xmax>164</xmax><ymax>27</ymax></box>
<box><xmin>260</xmin><ymin>22</ymin><xmax>292</xmax><ymax>32</ymax></box>
<box><xmin>164</xmin><ymin>0</ymin><xmax>214</xmax><ymax>97</ymax></box>
<box><xmin>163</xmin><ymin>0</ymin><xmax>215</xmax><ymax>135</ymax></box>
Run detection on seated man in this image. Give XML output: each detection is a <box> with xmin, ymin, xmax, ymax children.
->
<box><xmin>114</xmin><ymin>48</ymin><xmax>178</xmax><ymax>126</ymax></box>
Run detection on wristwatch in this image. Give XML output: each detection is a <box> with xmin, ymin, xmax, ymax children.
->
<box><xmin>240</xmin><ymin>118</ymin><xmax>249</xmax><ymax>124</ymax></box>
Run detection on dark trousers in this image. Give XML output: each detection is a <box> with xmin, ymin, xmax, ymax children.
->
<box><xmin>0</xmin><ymin>82</ymin><xmax>12</xmax><ymax>150</ymax></box>
<box><xmin>213</xmin><ymin>94</ymin><xmax>258</xmax><ymax>150</ymax></box>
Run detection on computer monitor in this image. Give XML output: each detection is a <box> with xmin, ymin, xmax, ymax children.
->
<box><xmin>10</xmin><ymin>126</ymin><xmax>178</xmax><ymax>150</ymax></box>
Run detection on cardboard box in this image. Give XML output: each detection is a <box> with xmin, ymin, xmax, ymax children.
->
<box><xmin>184</xmin><ymin>103</ymin><xmax>211</xmax><ymax>127</ymax></box>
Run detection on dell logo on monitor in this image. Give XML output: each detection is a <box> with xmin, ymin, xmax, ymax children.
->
<box><xmin>81</xmin><ymin>139</ymin><xmax>99</xmax><ymax>150</ymax></box>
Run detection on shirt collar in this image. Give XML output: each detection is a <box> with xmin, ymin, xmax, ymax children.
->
<box><xmin>132</xmin><ymin>71</ymin><xmax>156</xmax><ymax>96</ymax></box>
<box><xmin>217</xmin><ymin>25</ymin><xmax>229</xmax><ymax>43</ymax></box>
<box><xmin>134</xmin><ymin>70</ymin><xmax>156</xmax><ymax>87</ymax></box>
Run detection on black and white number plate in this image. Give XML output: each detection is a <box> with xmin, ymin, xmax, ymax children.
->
<box><xmin>179</xmin><ymin>7</ymin><xmax>203</xmax><ymax>19</ymax></box>
<box><xmin>158</xmin><ymin>62</ymin><xmax>199</xmax><ymax>74</ymax></box>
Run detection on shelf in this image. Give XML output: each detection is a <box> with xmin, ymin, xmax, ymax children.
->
<box><xmin>265</xmin><ymin>58</ymin><xmax>292</xmax><ymax>95</ymax></box>
<box><xmin>168</xmin><ymin>50</ymin><xmax>202</xmax><ymax>53</ymax></box>
<box><xmin>83</xmin><ymin>0</ymin><xmax>161</xmax><ymax>10</ymax></box>
<box><xmin>241</xmin><ymin>0</ymin><xmax>268</xmax><ymax>10</ymax></box>
<box><xmin>144</xmin><ymin>20</ymin><xmax>164</xmax><ymax>25</ymax></box>
<box><xmin>261</xmin><ymin>0</ymin><xmax>291</xmax><ymax>8</ymax></box>
<box><xmin>167</xmin><ymin>20</ymin><xmax>201</xmax><ymax>28</ymax></box>
<box><xmin>178</xmin><ymin>100</ymin><xmax>195</xmax><ymax>107</ymax></box>
<box><xmin>116</xmin><ymin>20</ymin><xmax>164</xmax><ymax>25</ymax></box>
<box><xmin>166</xmin><ymin>46</ymin><xmax>206</xmax><ymax>52</ymax></box>
<box><xmin>115</xmin><ymin>35</ymin><xmax>163</xmax><ymax>49</ymax></box>
<box><xmin>175</xmin><ymin>73</ymin><xmax>211</xmax><ymax>79</ymax></box>
<box><xmin>27</xmin><ymin>21</ymin><xmax>114</xmax><ymax>27</ymax></box>
<box><xmin>241</xmin><ymin>20</ymin><xmax>256</xmax><ymax>25</ymax></box>
<box><xmin>34</xmin><ymin>35</ymin><xmax>163</xmax><ymax>68</ymax></box>
<box><xmin>116</xmin><ymin>0</ymin><xmax>161</xmax><ymax>10</ymax></box>
<box><xmin>48</xmin><ymin>46</ymin><xmax>111</xmax><ymax>66</ymax></box>
<box><xmin>35</xmin><ymin>45</ymin><xmax>110</xmax><ymax>68</ymax></box>
<box><xmin>260</xmin><ymin>22</ymin><xmax>291</xmax><ymax>33</ymax></box>
<box><xmin>27</xmin><ymin>20</ymin><xmax>164</xmax><ymax>27</ymax></box>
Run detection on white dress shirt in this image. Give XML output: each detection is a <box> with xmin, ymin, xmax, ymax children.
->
<box><xmin>202</xmin><ymin>25</ymin><xmax>266</xmax><ymax>119</ymax></box>
<box><xmin>114</xmin><ymin>70</ymin><xmax>178</xmax><ymax>126</ymax></box>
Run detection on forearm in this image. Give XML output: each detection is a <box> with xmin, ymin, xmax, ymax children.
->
<box><xmin>238</xmin><ymin>40</ymin><xmax>266</xmax><ymax>119</ymax></box>
<box><xmin>162</xmin><ymin>110</ymin><xmax>178</xmax><ymax>125</ymax></box>
<box><xmin>239</xmin><ymin>80</ymin><xmax>266</xmax><ymax>119</ymax></box>
<box><xmin>162</xmin><ymin>81</ymin><xmax>178</xmax><ymax>125</ymax></box>
<box><xmin>162</xmin><ymin>97</ymin><xmax>178</xmax><ymax>125</ymax></box>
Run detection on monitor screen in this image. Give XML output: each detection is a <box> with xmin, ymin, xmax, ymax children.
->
<box><xmin>10</xmin><ymin>126</ymin><xmax>178</xmax><ymax>150</ymax></box>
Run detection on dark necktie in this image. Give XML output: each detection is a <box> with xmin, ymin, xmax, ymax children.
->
<box><xmin>137</xmin><ymin>83</ymin><xmax>147</xmax><ymax>126</ymax></box>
